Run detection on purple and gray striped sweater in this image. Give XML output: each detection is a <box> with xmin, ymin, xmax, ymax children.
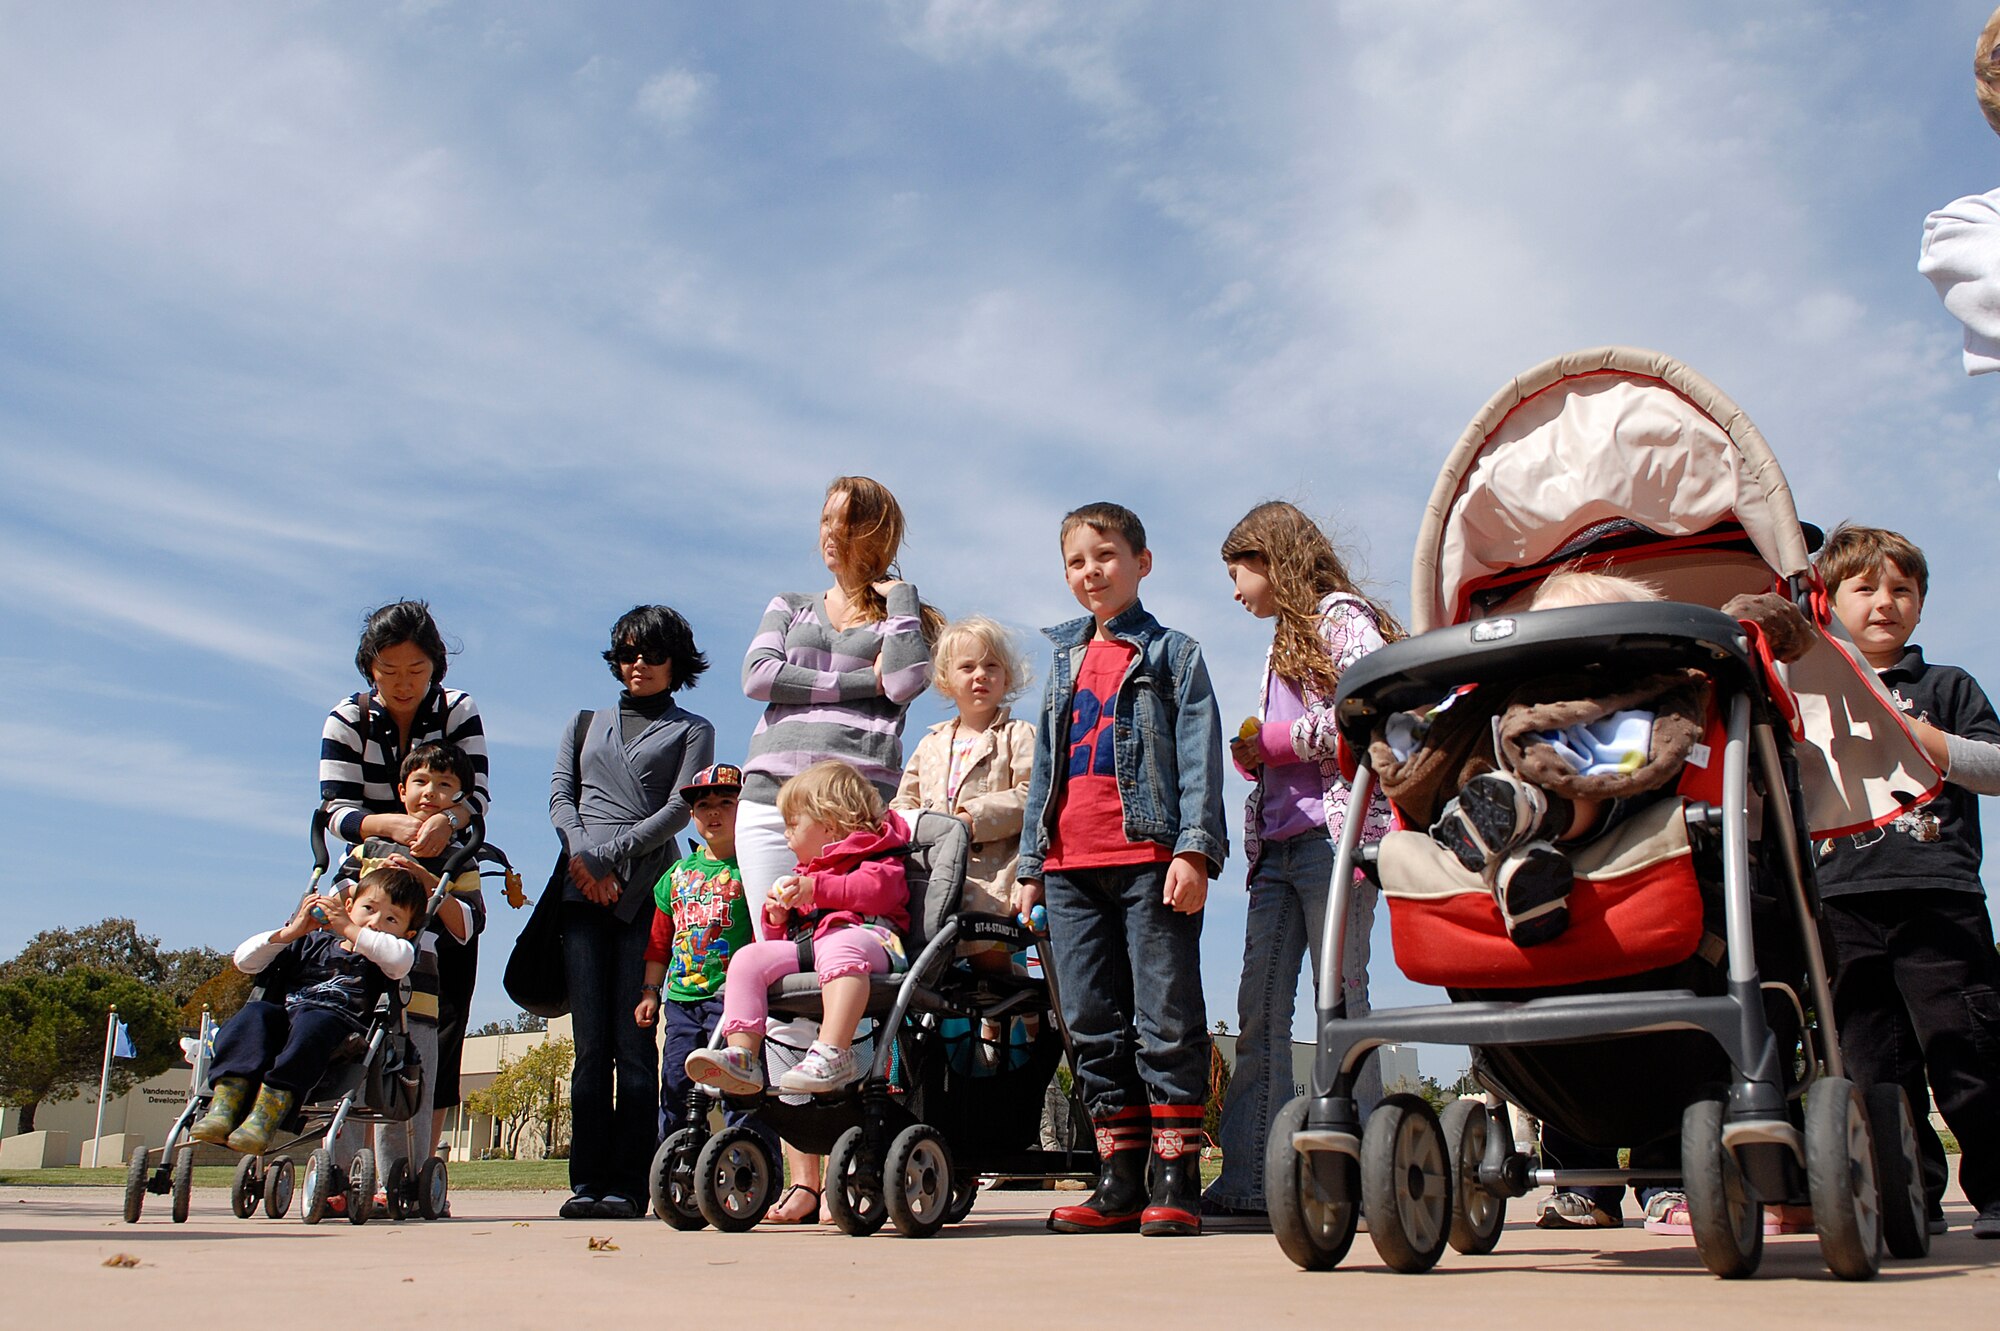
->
<box><xmin>740</xmin><ymin>583</ymin><xmax>932</xmax><ymax>803</ymax></box>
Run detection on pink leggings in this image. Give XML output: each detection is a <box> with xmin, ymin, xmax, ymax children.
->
<box><xmin>717</xmin><ymin>928</ymin><xmax>893</xmax><ymax>1040</ymax></box>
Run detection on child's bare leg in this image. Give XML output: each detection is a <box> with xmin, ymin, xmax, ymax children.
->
<box><xmin>818</xmin><ymin>973</ymin><xmax>869</xmax><ymax>1049</ymax></box>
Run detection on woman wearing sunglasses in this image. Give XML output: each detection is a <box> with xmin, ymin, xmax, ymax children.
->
<box><xmin>548</xmin><ymin>604</ymin><xmax>715</xmax><ymax>1219</ymax></box>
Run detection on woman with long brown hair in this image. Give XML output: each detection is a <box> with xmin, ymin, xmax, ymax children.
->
<box><xmin>1204</xmin><ymin>501</ymin><xmax>1402</xmax><ymax>1217</ymax></box>
<box><xmin>734</xmin><ymin>475</ymin><xmax>942</xmax><ymax>1223</ymax></box>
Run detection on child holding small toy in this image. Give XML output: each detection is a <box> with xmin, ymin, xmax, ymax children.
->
<box><xmin>191</xmin><ymin>868</ymin><xmax>422</xmax><ymax>1154</ymax></box>
<box><xmin>683</xmin><ymin>761</ymin><xmax>913</xmax><ymax>1163</ymax></box>
<box><xmin>1204</xmin><ymin>500</ymin><xmax>1401</xmax><ymax>1217</ymax></box>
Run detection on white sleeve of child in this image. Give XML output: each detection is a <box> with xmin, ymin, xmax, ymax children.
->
<box><xmin>233</xmin><ymin>931</ymin><xmax>287</xmax><ymax>974</ymax></box>
<box><xmin>351</xmin><ymin>929</ymin><xmax>417</xmax><ymax>979</ymax></box>
<box><xmin>1945</xmin><ymin>733</ymin><xmax>2000</xmax><ymax>794</ymax></box>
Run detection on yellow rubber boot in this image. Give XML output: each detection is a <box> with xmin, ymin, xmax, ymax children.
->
<box><xmin>190</xmin><ymin>1077</ymin><xmax>253</xmax><ymax>1145</ymax></box>
<box><xmin>225</xmin><ymin>1085</ymin><xmax>295</xmax><ymax>1155</ymax></box>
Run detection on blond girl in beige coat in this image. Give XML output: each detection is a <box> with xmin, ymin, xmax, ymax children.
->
<box><xmin>892</xmin><ymin>615</ymin><xmax>1036</xmax><ymax>925</ymax></box>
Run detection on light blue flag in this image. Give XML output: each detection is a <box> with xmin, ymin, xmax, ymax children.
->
<box><xmin>111</xmin><ymin>1019</ymin><xmax>136</xmax><ymax>1060</ymax></box>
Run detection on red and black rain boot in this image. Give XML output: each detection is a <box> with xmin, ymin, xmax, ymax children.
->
<box><xmin>1140</xmin><ymin>1103</ymin><xmax>1205</xmax><ymax>1236</ymax></box>
<box><xmin>1049</xmin><ymin>1106</ymin><xmax>1148</xmax><ymax>1233</ymax></box>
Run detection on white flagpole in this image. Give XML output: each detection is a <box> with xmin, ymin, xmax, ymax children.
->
<box><xmin>90</xmin><ymin>1006</ymin><xmax>117</xmax><ymax>1168</ymax></box>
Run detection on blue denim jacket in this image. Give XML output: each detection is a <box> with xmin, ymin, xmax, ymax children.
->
<box><xmin>1018</xmin><ymin>600</ymin><xmax>1229</xmax><ymax>880</ymax></box>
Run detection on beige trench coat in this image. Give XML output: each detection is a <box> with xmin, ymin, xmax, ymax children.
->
<box><xmin>891</xmin><ymin>710</ymin><xmax>1035</xmax><ymax>917</ymax></box>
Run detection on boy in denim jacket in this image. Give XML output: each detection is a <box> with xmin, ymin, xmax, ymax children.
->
<box><xmin>1017</xmin><ymin>502</ymin><xmax>1228</xmax><ymax>1236</ymax></box>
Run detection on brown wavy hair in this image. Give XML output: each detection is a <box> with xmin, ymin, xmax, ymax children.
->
<box><xmin>1219</xmin><ymin>501</ymin><xmax>1405</xmax><ymax>699</ymax></box>
<box><xmin>825</xmin><ymin>476</ymin><xmax>945</xmax><ymax>643</ymax></box>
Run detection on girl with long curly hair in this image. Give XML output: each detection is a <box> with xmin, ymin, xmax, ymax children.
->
<box><xmin>1203</xmin><ymin>500</ymin><xmax>1402</xmax><ymax>1217</ymax></box>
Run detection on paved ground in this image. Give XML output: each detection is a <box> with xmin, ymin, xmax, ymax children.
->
<box><xmin>5</xmin><ymin>1185</ymin><xmax>1997</xmax><ymax>1328</ymax></box>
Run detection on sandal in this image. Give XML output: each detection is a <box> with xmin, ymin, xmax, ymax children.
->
<box><xmin>764</xmin><ymin>1183</ymin><xmax>821</xmax><ymax>1225</ymax></box>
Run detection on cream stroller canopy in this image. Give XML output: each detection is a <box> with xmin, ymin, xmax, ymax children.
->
<box><xmin>1411</xmin><ymin>345</ymin><xmax>1937</xmax><ymax>840</ymax></box>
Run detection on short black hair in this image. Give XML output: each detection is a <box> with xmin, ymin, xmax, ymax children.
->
<box><xmin>355</xmin><ymin>600</ymin><xmax>451</xmax><ymax>684</ymax></box>
<box><xmin>602</xmin><ymin>605</ymin><xmax>709</xmax><ymax>691</ymax></box>
<box><xmin>400</xmin><ymin>740</ymin><xmax>475</xmax><ymax>794</ymax></box>
<box><xmin>355</xmin><ymin>865</ymin><xmax>427</xmax><ymax>919</ymax></box>
<box><xmin>1059</xmin><ymin>502</ymin><xmax>1148</xmax><ymax>556</ymax></box>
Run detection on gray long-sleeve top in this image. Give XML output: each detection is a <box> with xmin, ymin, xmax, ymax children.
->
<box><xmin>549</xmin><ymin>695</ymin><xmax>715</xmax><ymax>922</ymax></box>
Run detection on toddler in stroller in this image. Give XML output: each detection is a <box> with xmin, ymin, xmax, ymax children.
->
<box><xmin>656</xmin><ymin>761</ymin><xmax>1096</xmax><ymax>1235</ymax></box>
<box><xmin>190</xmin><ymin>867</ymin><xmax>421</xmax><ymax>1155</ymax></box>
<box><xmin>1266</xmin><ymin>347</ymin><xmax>1941</xmax><ymax>1282</ymax></box>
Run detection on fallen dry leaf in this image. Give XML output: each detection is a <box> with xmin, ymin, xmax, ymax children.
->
<box><xmin>587</xmin><ymin>1236</ymin><xmax>619</xmax><ymax>1252</ymax></box>
<box><xmin>103</xmin><ymin>1254</ymin><xmax>141</xmax><ymax>1268</ymax></box>
<box><xmin>511</xmin><ymin>1221</ymin><xmax>531</xmax><ymax>1228</ymax></box>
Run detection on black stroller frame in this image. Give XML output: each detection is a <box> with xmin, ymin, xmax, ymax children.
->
<box><xmin>123</xmin><ymin>810</ymin><xmax>513</xmax><ymax>1227</ymax></box>
<box><xmin>649</xmin><ymin>810</ymin><xmax>1096</xmax><ymax>1236</ymax></box>
<box><xmin>1266</xmin><ymin>600</ymin><xmax>1931</xmax><ymax>1279</ymax></box>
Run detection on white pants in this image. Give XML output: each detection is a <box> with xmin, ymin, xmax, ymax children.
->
<box><xmin>734</xmin><ymin>797</ymin><xmax>794</xmax><ymax>939</ymax></box>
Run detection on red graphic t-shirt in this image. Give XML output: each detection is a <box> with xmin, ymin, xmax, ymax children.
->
<box><xmin>1046</xmin><ymin>638</ymin><xmax>1173</xmax><ymax>871</ymax></box>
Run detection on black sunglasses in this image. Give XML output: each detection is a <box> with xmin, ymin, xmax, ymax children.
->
<box><xmin>606</xmin><ymin>646</ymin><xmax>670</xmax><ymax>666</ymax></box>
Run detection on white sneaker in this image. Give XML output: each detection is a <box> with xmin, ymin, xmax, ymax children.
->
<box><xmin>776</xmin><ymin>1041</ymin><xmax>861</xmax><ymax>1093</ymax></box>
<box><xmin>684</xmin><ymin>1046</ymin><xmax>764</xmax><ymax>1096</ymax></box>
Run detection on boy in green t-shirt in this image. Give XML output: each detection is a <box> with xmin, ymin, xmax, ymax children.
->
<box><xmin>634</xmin><ymin>764</ymin><xmax>758</xmax><ymax>1139</ymax></box>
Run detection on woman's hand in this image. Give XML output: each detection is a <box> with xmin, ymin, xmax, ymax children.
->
<box><xmin>374</xmin><ymin>813</ymin><xmax>427</xmax><ymax>848</ymax></box>
<box><xmin>568</xmin><ymin>854</ymin><xmax>622</xmax><ymax>906</ymax></box>
<box><xmin>409</xmin><ymin>813</ymin><xmax>453</xmax><ymax>857</ymax></box>
<box><xmin>871</xmin><ymin>578</ymin><xmax>906</xmax><ymax>597</ymax></box>
<box><xmin>384</xmin><ymin>853</ymin><xmax>441</xmax><ymax>892</ymax></box>
<box><xmin>634</xmin><ymin>992</ymin><xmax>660</xmax><ymax>1028</ymax></box>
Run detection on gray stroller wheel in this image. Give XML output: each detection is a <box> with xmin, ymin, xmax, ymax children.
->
<box><xmin>231</xmin><ymin>1154</ymin><xmax>261</xmax><ymax>1219</ymax></box>
<box><xmin>170</xmin><ymin>1145</ymin><xmax>195</xmax><ymax>1225</ymax></box>
<box><xmin>347</xmin><ymin>1148</ymin><xmax>377</xmax><ymax>1225</ymax></box>
<box><xmin>122</xmin><ymin>1146</ymin><xmax>150</xmax><ymax>1223</ymax></box>
<box><xmin>693</xmin><ymin>1127</ymin><xmax>777</xmax><ymax>1232</ymax></box>
<box><xmin>1805</xmin><ymin>1077</ymin><xmax>1881</xmax><ymax>1281</ymax></box>
<box><xmin>943</xmin><ymin>1175</ymin><xmax>979</xmax><ymax>1225</ymax></box>
<box><xmin>649</xmin><ymin>1127</ymin><xmax>707</xmax><ymax>1230</ymax></box>
<box><xmin>824</xmin><ymin>1126</ymin><xmax>887</xmax><ymax>1236</ymax></box>
<box><xmin>1681</xmin><ymin>1097</ymin><xmax>1762</xmax><ymax>1278</ymax></box>
<box><xmin>1265</xmin><ymin>1095</ymin><xmax>1359</xmax><ymax>1271</ymax></box>
<box><xmin>418</xmin><ymin>1156</ymin><xmax>449</xmax><ymax>1220</ymax></box>
<box><xmin>1865</xmin><ymin>1084</ymin><xmax>1928</xmax><ymax>1259</ymax></box>
<box><xmin>883</xmin><ymin>1124</ymin><xmax>953</xmax><ymax>1238</ymax></box>
<box><xmin>1439</xmin><ymin>1099</ymin><xmax>1506</xmax><ymax>1255</ymax></box>
<box><xmin>264</xmin><ymin>1157</ymin><xmax>295</xmax><ymax>1219</ymax></box>
<box><xmin>1360</xmin><ymin>1094</ymin><xmax>1450</xmax><ymax>1273</ymax></box>
<box><xmin>300</xmin><ymin>1149</ymin><xmax>333</xmax><ymax>1224</ymax></box>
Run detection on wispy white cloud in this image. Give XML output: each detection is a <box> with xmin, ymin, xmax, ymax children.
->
<box><xmin>0</xmin><ymin>719</ymin><xmax>296</xmax><ymax>836</ymax></box>
<box><xmin>634</xmin><ymin>65</ymin><xmax>711</xmax><ymax>135</ymax></box>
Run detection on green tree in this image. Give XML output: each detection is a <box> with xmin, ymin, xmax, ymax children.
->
<box><xmin>2</xmin><ymin>918</ymin><xmax>229</xmax><ymax>1009</ymax></box>
<box><xmin>180</xmin><ymin>968</ymin><xmax>254</xmax><ymax>1029</ymax></box>
<box><xmin>472</xmin><ymin>1012</ymin><xmax>549</xmax><ymax>1037</ymax></box>
<box><xmin>466</xmin><ymin>1036</ymin><xmax>573</xmax><ymax>1158</ymax></box>
<box><xmin>0</xmin><ymin>968</ymin><xmax>180</xmax><ymax>1133</ymax></box>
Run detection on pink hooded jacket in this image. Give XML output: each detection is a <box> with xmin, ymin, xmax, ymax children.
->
<box><xmin>778</xmin><ymin>807</ymin><xmax>914</xmax><ymax>943</ymax></box>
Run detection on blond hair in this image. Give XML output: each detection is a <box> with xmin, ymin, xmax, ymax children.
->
<box><xmin>1219</xmin><ymin>500</ymin><xmax>1405</xmax><ymax>698</ymax></box>
<box><xmin>775</xmin><ymin>760</ymin><xmax>885</xmax><ymax>840</ymax></box>
<box><xmin>931</xmin><ymin>614</ymin><xmax>1033</xmax><ymax>702</ymax></box>
<box><xmin>1529</xmin><ymin>569</ymin><xmax>1662</xmax><ymax>609</ymax></box>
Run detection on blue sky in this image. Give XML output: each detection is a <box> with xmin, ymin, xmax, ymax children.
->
<box><xmin>4</xmin><ymin>2</ymin><xmax>1999</xmax><ymax>1060</ymax></box>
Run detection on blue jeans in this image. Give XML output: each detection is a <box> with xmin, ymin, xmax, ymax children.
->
<box><xmin>562</xmin><ymin>902</ymin><xmax>658</xmax><ymax>1202</ymax></box>
<box><xmin>209</xmin><ymin>1000</ymin><xmax>356</xmax><ymax>1097</ymax></box>
<box><xmin>1043</xmin><ymin>861</ymin><xmax>1209</xmax><ymax>1114</ymax></box>
<box><xmin>1206</xmin><ymin>830</ymin><xmax>1383</xmax><ymax>1209</ymax></box>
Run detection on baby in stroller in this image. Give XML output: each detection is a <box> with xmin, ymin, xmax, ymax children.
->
<box><xmin>684</xmin><ymin>759</ymin><xmax>912</xmax><ymax>1099</ymax></box>
<box><xmin>191</xmin><ymin>866</ymin><xmax>422</xmax><ymax>1154</ymax></box>
<box><xmin>1381</xmin><ymin>570</ymin><xmax>1812</xmax><ymax>946</ymax></box>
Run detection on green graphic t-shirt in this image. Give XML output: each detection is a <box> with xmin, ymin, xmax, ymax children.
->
<box><xmin>653</xmin><ymin>846</ymin><xmax>751</xmax><ymax>1001</ymax></box>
